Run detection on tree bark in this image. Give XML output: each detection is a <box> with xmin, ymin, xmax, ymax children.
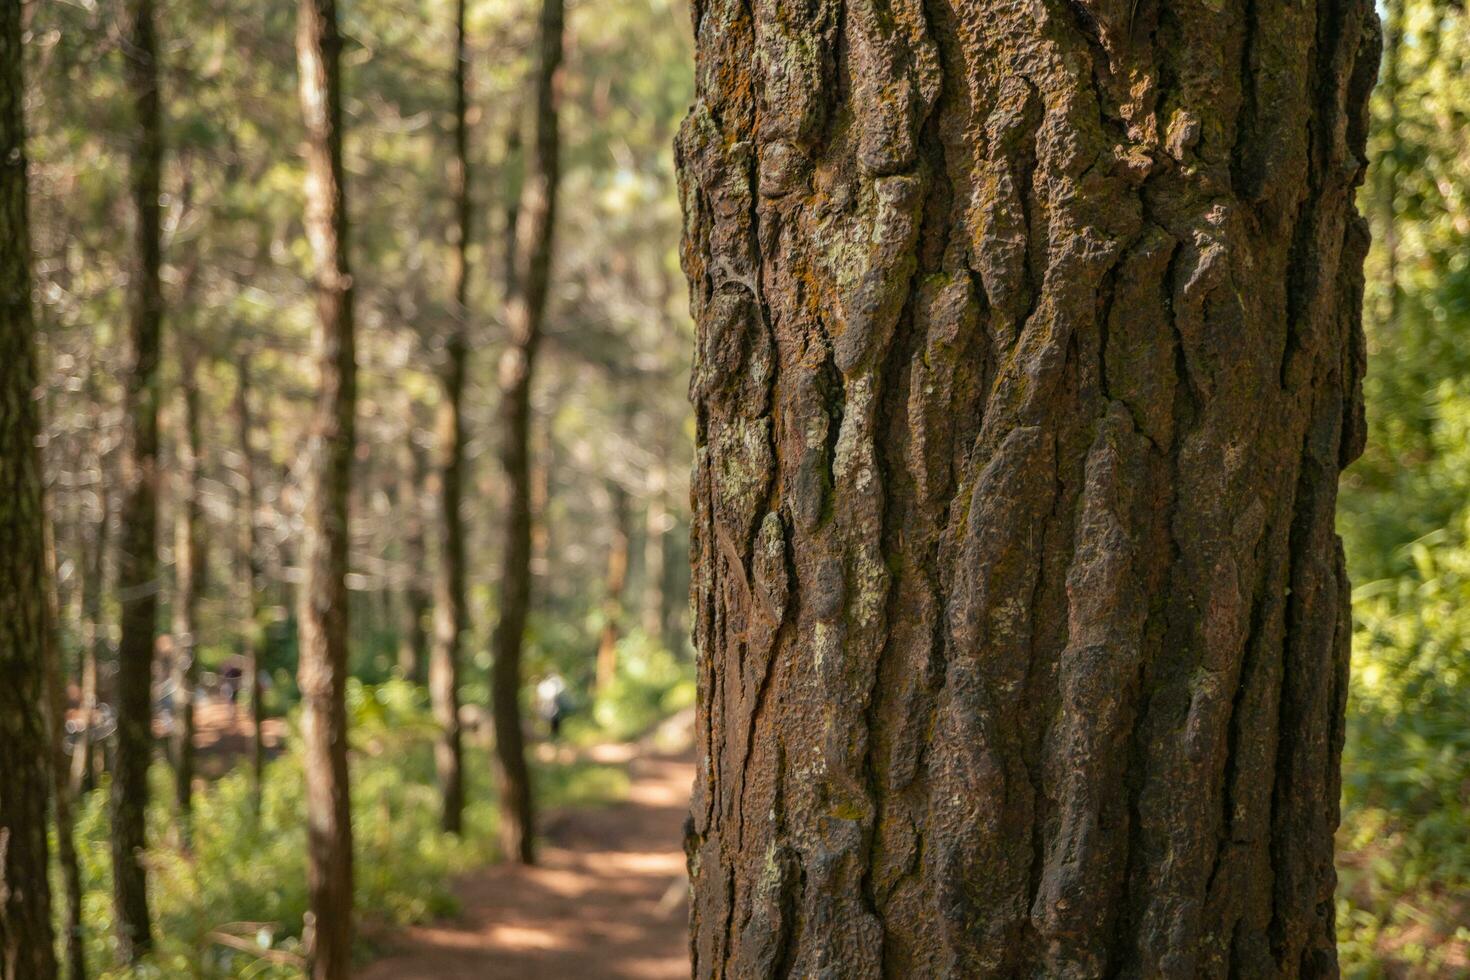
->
<box><xmin>295</xmin><ymin>0</ymin><xmax>357</xmax><ymax>974</ymax></box>
<box><xmin>490</xmin><ymin>0</ymin><xmax>564</xmax><ymax>867</ymax></box>
<box><xmin>431</xmin><ymin>0</ymin><xmax>471</xmax><ymax>836</ymax></box>
<box><xmin>112</xmin><ymin>0</ymin><xmax>165</xmax><ymax>959</ymax></box>
<box><xmin>235</xmin><ymin>360</ymin><xmax>266</xmax><ymax>818</ymax></box>
<box><xmin>596</xmin><ymin>480</ymin><xmax>630</xmax><ymax>692</ymax></box>
<box><xmin>678</xmin><ymin>0</ymin><xmax>1379</xmax><ymax>975</ymax></box>
<box><xmin>171</xmin><ymin>339</ymin><xmax>204</xmax><ymax>821</ymax></box>
<box><xmin>0</xmin><ymin>2</ymin><xmax>59</xmax><ymax>969</ymax></box>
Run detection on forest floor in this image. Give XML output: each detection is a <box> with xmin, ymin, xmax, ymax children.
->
<box><xmin>358</xmin><ymin>742</ymin><xmax>694</xmax><ymax>979</ymax></box>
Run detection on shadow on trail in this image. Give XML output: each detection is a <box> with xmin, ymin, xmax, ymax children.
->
<box><xmin>359</xmin><ymin>746</ymin><xmax>694</xmax><ymax>979</ymax></box>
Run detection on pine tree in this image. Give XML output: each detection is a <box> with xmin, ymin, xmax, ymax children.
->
<box><xmin>112</xmin><ymin>0</ymin><xmax>165</xmax><ymax>958</ymax></box>
<box><xmin>295</xmin><ymin>0</ymin><xmax>357</xmax><ymax>973</ymax></box>
<box><xmin>0</xmin><ymin>0</ymin><xmax>60</xmax><ymax>971</ymax></box>
<box><xmin>430</xmin><ymin>0</ymin><xmax>472</xmax><ymax>836</ymax></box>
<box><xmin>679</xmin><ymin>0</ymin><xmax>1380</xmax><ymax>973</ymax></box>
<box><xmin>490</xmin><ymin>0</ymin><xmax>564</xmax><ymax>866</ymax></box>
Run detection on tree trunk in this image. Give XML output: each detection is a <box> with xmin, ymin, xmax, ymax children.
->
<box><xmin>43</xmin><ymin>514</ymin><xmax>88</xmax><ymax>980</ymax></box>
<box><xmin>72</xmin><ymin>421</ymin><xmax>109</xmax><ymax>797</ymax></box>
<box><xmin>501</xmin><ymin>121</ymin><xmax>522</xmax><ymax>298</ymax></box>
<box><xmin>642</xmin><ymin>464</ymin><xmax>668</xmax><ymax>645</ymax></box>
<box><xmin>596</xmin><ymin>481</ymin><xmax>630</xmax><ymax>692</ymax></box>
<box><xmin>490</xmin><ymin>0</ymin><xmax>564</xmax><ymax>867</ymax></box>
<box><xmin>528</xmin><ymin>411</ymin><xmax>551</xmax><ymax>580</ymax></box>
<box><xmin>112</xmin><ymin>0</ymin><xmax>165</xmax><ymax>959</ymax></box>
<box><xmin>295</xmin><ymin>0</ymin><xmax>357</xmax><ymax>974</ymax></box>
<box><xmin>396</xmin><ymin>431</ymin><xmax>429</xmax><ymax>682</ymax></box>
<box><xmin>0</xmin><ymin>3</ymin><xmax>59</xmax><ymax>968</ymax></box>
<box><xmin>171</xmin><ymin>339</ymin><xmax>204</xmax><ymax>821</ymax></box>
<box><xmin>431</xmin><ymin>0</ymin><xmax>471</xmax><ymax>835</ymax></box>
<box><xmin>235</xmin><ymin>360</ymin><xmax>266</xmax><ymax>817</ymax></box>
<box><xmin>678</xmin><ymin>0</ymin><xmax>1379</xmax><ymax>974</ymax></box>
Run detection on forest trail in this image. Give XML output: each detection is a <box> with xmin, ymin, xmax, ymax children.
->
<box><xmin>358</xmin><ymin>745</ymin><xmax>694</xmax><ymax>979</ymax></box>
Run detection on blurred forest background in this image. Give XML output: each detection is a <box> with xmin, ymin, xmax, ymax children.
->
<box><xmin>16</xmin><ymin>0</ymin><xmax>1470</xmax><ymax>974</ymax></box>
<box><xmin>1336</xmin><ymin>0</ymin><xmax>1470</xmax><ymax>971</ymax></box>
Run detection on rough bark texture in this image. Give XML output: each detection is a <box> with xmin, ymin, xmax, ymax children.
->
<box><xmin>0</xmin><ymin>3</ymin><xmax>59</xmax><ymax>971</ymax></box>
<box><xmin>235</xmin><ymin>360</ymin><xmax>266</xmax><ymax>816</ymax></box>
<box><xmin>432</xmin><ymin>0</ymin><xmax>471</xmax><ymax>836</ymax></box>
<box><xmin>295</xmin><ymin>0</ymin><xmax>357</xmax><ymax>974</ymax></box>
<box><xmin>112</xmin><ymin>0</ymin><xmax>165</xmax><ymax>959</ymax></box>
<box><xmin>171</xmin><ymin>339</ymin><xmax>205</xmax><ymax>820</ymax></box>
<box><xmin>678</xmin><ymin>0</ymin><xmax>1379</xmax><ymax>974</ymax></box>
<box><xmin>490</xmin><ymin>0</ymin><xmax>564</xmax><ymax>867</ymax></box>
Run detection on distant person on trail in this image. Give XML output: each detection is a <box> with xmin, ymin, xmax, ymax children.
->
<box><xmin>535</xmin><ymin>673</ymin><xmax>569</xmax><ymax>739</ymax></box>
<box><xmin>220</xmin><ymin>655</ymin><xmax>246</xmax><ymax>704</ymax></box>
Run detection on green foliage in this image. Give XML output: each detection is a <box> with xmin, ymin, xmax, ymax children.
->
<box><xmin>59</xmin><ymin>680</ymin><xmax>628</xmax><ymax>978</ymax></box>
<box><xmin>1339</xmin><ymin>534</ymin><xmax>1470</xmax><ymax>974</ymax></box>
<box><xmin>584</xmin><ymin>630</ymin><xmax>696</xmax><ymax>743</ymax></box>
<box><xmin>1336</xmin><ymin>0</ymin><xmax>1470</xmax><ymax>971</ymax></box>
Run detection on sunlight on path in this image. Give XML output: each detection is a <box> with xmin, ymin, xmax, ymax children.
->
<box><xmin>358</xmin><ymin>749</ymin><xmax>694</xmax><ymax>979</ymax></box>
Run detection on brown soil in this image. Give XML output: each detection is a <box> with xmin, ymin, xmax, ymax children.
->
<box><xmin>182</xmin><ymin>699</ymin><xmax>289</xmax><ymax>778</ymax></box>
<box><xmin>357</xmin><ymin>745</ymin><xmax>694</xmax><ymax>979</ymax></box>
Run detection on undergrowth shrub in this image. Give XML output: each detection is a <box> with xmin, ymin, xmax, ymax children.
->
<box><xmin>60</xmin><ymin>678</ymin><xmax>628</xmax><ymax>978</ymax></box>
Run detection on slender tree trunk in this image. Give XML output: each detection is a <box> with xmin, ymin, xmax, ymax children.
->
<box><xmin>679</xmin><ymin>0</ymin><xmax>1379</xmax><ymax>975</ymax></box>
<box><xmin>528</xmin><ymin>410</ymin><xmax>551</xmax><ymax>580</ymax></box>
<box><xmin>275</xmin><ymin>460</ymin><xmax>299</xmax><ymax>608</ymax></box>
<box><xmin>112</xmin><ymin>0</ymin><xmax>164</xmax><ymax>959</ymax></box>
<box><xmin>0</xmin><ymin>4</ymin><xmax>59</xmax><ymax>969</ymax></box>
<box><xmin>171</xmin><ymin>340</ymin><xmax>204</xmax><ymax>821</ymax></box>
<box><xmin>642</xmin><ymin>463</ymin><xmax>668</xmax><ymax>644</ymax></box>
<box><xmin>501</xmin><ymin>122</ymin><xmax>522</xmax><ymax>297</ymax></box>
<box><xmin>396</xmin><ymin>433</ymin><xmax>429</xmax><ymax>681</ymax></box>
<box><xmin>430</xmin><ymin>0</ymin><xmax>472</xmax><ymax>836</ymax></box>
<box><xmin>491</xmin><ymin>0</ymin><xmax>563</xmax><ymax>866</ymax></box>
<box><xmin>295</xmin><ymin>0</ymin><xmax>356</xmax><ymax>974</ymax></box>
<box><xmin>596</xmin><ymin>481</ymin><xmax>630</xmax><ymax>692</ymax></box>
<box><xmin>235</xmin><ymin>360</ymin><xmax>266</xmax><ymax>817</ymax></box>
<box><xmin>641</xmin><ymin>495</ymin><xmax>666</xmax><ymax>641</ymax></box>
<box><xmin>43</xmin><ymin>515</ymin><xmax>87</xmax><ymax>980</ymax></box>
<box><xmin>72</xmin><ymin>435</ymin><xmax>109</xmax><ymax>797</ymax></box>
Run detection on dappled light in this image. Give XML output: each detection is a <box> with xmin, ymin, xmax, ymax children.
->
<box><xmin>1</xmin><ymin>0</ymin><xmax>1466</xmax><ymax>975</ymax></box>
<box><xmin>359</xmin><ymin>754</ymin><xmax>692</xmax><ymax>979</ymax></box>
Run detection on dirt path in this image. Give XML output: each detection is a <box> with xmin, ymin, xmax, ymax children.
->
<box><xmin>358</xmin><ymin>746</ymin><xmax>694</xmax><ymax>979</ymax></box>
